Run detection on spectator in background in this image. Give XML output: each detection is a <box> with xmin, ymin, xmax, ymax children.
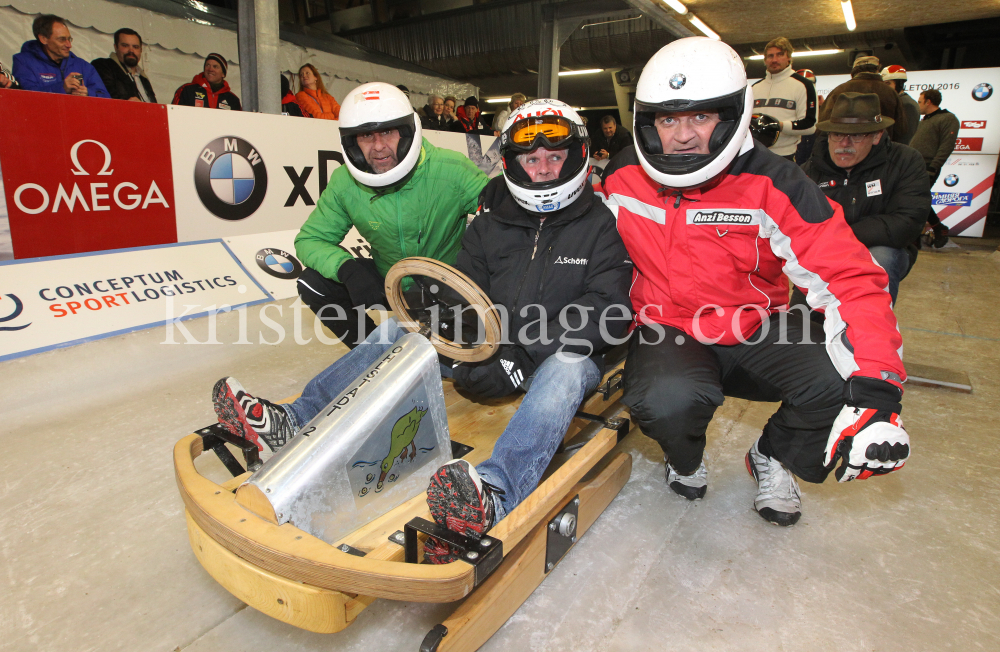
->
<box><xmin>881</xmin><ymin>65</ymin><xmax>920</xmax><ymax>146</ymax></box>
<box><xmin>794</xmin><ymin>69</ymin><xmax>818</xmax><ymax>163</ymax></box>
<box><xmin>750</xmin><ymin>36</ymin><xmax>817</xmax><ymax>161</ymax></box>
<box><xmin>818</xmin><ymin>55</ymin><xmax>907</xmax><ymax>142</ymax></box>
<box><xmin>910</xmin><ymin>88</ymin><xmax>959</xmax><ymax>248</ymax></box>
<box><xmin>801</xmin><ymin>93</ymin><xmax>929</xmax><ymax>304</ymax></box>
<box><xmin>296</xmin><ymin>63</ymin><xmax>339</xmax><ymax>120</ymax></box>
<box><xmin>396</xmin><ymin>84</ymin><xmax>411</xmax><ymax>101</ymax></box>
<box><xmin>443</xmin><ymin>95</ymin><xmax>457</xmax><ymax>126</ymax></box>
<box><xmin>13</xmin><ymin>14</ymin><xmax>109</xmax><ymax>98</ymax></box>
<box><xmin>421</xmin><ymin>95</ymin><xmax>449</xmax><ymax>130</ymax></box>
<box><xmin>281</xmin><ymin>75</ymin><xmax>305</xmax><ymax>116</ymax></box>
<box><xmin>0</xmin><ymin>60</ymin><xmax>19</xmax><ymax>89</ymax></box>
<box><xmin>492</xmin><ymin>92</ymin><xmax>526</xmax><ymax>136</ymax></box>
<box><xmin>172</xmin><ymin>53</ymin><xmax>240</xmax><ymax>110</ymax></box>
<box><xmin>592</xmin><ymin>115</ymin><xmax>632</xmax><ymax>161</ymax></box>
<box><xmin>91</xmin><ymin>28</ymin><xmax>157</xmax><ymax>103</ymax></box>
<box><xmin>452</xmin><ymin>96</ymin><xmax>489</xmax><ymax>135</ymax></box>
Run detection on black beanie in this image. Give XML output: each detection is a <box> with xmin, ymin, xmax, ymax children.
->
<box><xmin>464</xmin><ymin>96</ymin><xmax>479</xmax><ymax>108</ymax></box>
<box><xmin>205</xmin><ymin>53</ymin><xmax>228</xmax><ymax>77</ymax></box>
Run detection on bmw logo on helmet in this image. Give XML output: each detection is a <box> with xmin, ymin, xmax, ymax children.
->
<box><xmin>944</xmin><ymin>174</ymin><xmax>959</xmax><ymax>187</ymax></box>
<box><xmin>195</xmin><ymin>136</ymin><xmax>268</xmax><ymax>220</ymax></box>
<box><xmin>973</xmin><ymin>83</ymin><xmax>993</xmax><ymax>101</ymax></box>
<box><xmin>669</xmin><ymin>73</ymin><xmax>687</xmax><ymax>90</ymax></box>
<box><xmin>255</xmin><ymin>248</ymin><xmax>303</xmax><ymax>280</ymax></box>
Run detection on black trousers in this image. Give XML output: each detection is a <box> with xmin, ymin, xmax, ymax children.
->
<box><xmin>622</xmin><ymin>312</ymin><xmax>844</xmax><ymax>483</ymax></box>
<box><xmin>296</xmin><ymin>261</ymin><xmax>382</xmax><ymax>348</ymax></box>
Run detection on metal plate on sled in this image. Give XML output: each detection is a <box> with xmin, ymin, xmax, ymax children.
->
<box><xmin>243</xmin><ymin>333</ymin><xmax>451</xmax><ymax>545</ymax></box>
<box><xmin>545</xmin><ymin>495</ymin><xmax>579</xmax><ymax>573</ymax></box>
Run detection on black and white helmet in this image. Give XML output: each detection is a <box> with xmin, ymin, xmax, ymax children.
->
<box><xmin>633</xmin><ymin>37</ymin><xmax>754</xmax><ymax>189</ymax></box>
<box><xmin>499</xmin><ymin>99</ymin><xmax>590</xmax><ymax>213</ymax></box>
<box><xmin>338</xmin><ymin>82</ymin><xmax>423</xmax><ymax>188</ymax></box>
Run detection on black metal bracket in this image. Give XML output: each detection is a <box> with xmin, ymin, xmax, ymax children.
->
<box><xmin>545</xmin><ymin>495</ymin><xmax>579</xmax><ymax>573</ymax></box>
<box><xmin>195</xmin><ymin>423</ymin><xmax>262</xmax><ymax>476</ymax></box>
<box><xmin>419</xmin><ymin>624</ymin><xmax>449</xmax><ymax>652</ymax></box>
<box><xmin>336</xmin><ymin>543</ymin><xmax>366</xmax><ymax>557</ymax></box>
<box><xmin>570</xmin><ymin>412</ymin><xmax>632</xmax><ymax>446</ymax></box>
<box><xmin>403</xmin><ymin>517</ymin><xmax>503</xmax><ymax>587</ymax></box>
<box><xmin>450</xmin><ymin>440</ymin><xmax>474</xmax><ymax>459</ymax></box>
<box><xmin>597</xmin><ymin>368</ymin><xmax>624</xmax><ymax>400</ymax></box>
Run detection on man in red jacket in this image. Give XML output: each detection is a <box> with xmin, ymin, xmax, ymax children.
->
<box><xmin>603</xmin><ymin>37</ymin><xmax>910</xmax><ymax>526</ymax></box>
<box><xmin>172</xmin><ymin>53</ymin><xmax>241</xmax><ymax>110</ymax></box>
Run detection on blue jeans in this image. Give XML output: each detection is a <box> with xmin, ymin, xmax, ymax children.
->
<box><xmin>475</xmin><ymin>353</ymin><xmax>601</xmax><ymax>519</ymax></box>
<box><xmin>282</xmin><ymin>318</ymin><xmax>451</xmax><ymax>428</ymax></box>
<box><xmin>869</xmin><ymin>246</ymin><xmax>910</xmax><ymax>305</ymax></box>
<box><xmin>282</xmin><ymin>318</ymin><xmax>602</xmax><ymax>519</ymax></box>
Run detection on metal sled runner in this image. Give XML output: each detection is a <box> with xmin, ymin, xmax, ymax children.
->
<box><xmin>173</xmin><ymin>258</ymin><xmax>635</xmax><ymax>651</ymax></box>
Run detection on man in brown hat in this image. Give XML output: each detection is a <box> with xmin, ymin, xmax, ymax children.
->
<box><xmin>802</xmin><ymin>92</ymin><xmax>930</xmax><ymax>304</ymax></box>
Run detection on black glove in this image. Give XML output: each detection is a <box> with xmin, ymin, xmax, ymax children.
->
<box><xmin>338</xmin><ymin>259</ymin><xmax>387</xmax><ymax>308</ymax></box>
<box><xmin>453</xmin><ymin>345</ymin><xmax>537</xmax><ymax>399</ymax></box>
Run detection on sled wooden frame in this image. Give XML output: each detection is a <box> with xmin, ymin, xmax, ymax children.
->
<box><xmin>174</xmin><ymin>368</ymin><xmax>633</xmax><ymax>646</ymax></box>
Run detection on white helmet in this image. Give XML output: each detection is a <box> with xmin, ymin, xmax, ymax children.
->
<box><xmin>633</xmin><ymin>37</ymin><xmax>754</xmax><ymax>189</ymax></box>
<box><xmin>499</xmin><ymin>99</ymin><xmax>590</xmax><ymax>213</ymax></box>
<box><xmin>338</xmin><ymin>82</ymin><xmax>423</xmax><ymax>188</ymax></box>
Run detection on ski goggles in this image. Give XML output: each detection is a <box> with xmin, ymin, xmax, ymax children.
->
<box><xmin>507</xmin><ymin>115</ymin><xmax>577</xmax><ymax>149</ymax></box>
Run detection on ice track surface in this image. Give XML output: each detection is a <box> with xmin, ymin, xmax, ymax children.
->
<box><xmin>3</xmin><ymin>241</ymin><xmax>1000</xmax><ymax>652</ymax></box>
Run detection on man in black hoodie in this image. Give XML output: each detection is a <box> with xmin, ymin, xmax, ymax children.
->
<box><xmin>802</xmin><ymin>93</ymin><xmax>930</xmax><ymax>304</ymax></box>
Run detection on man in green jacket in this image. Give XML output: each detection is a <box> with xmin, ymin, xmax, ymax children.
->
<box><xmin>295</xmin><ymin>82</ymin><xmax>488</xmax><ymax>346</ymax></box>
<box><xmin>910</xmin><ymin>88</ymin><xmax>960</xmax><ymax>247</ymax></box>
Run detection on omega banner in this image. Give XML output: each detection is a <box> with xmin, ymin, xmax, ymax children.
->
<box><xmin>0</xmin><ymin>91</ymin><xmax>178</xmax><ymax>259</ymax></box>
<box><xmin>0</xmin><ymin>240</ymin><xmax>271</xmax><ymax>362</ymax></box>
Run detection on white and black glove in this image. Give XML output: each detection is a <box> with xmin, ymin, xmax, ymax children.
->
<box><xmin>824</xmin><ymin>376</ymin><xmax>910</xmax><ymax>482</ymax></box>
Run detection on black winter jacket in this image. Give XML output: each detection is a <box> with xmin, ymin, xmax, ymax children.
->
<box><xmin>802</xmin><ymin>137</ymin><xmax>930</xmax><ymax>249</ymax></box>
<box><xmin>91</xmin><ymin>56</ymin><xmax>157</xmax><ymax>102</ymax></box>
<box><xmin>457</xmin><ymin>176</ymin><xmax>633</xmax><ymax>368</ymax></box>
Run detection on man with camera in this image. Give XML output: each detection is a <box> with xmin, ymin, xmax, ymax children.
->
<box><xmin>12</xmin><ymin>14</ymin><xmax>109</xmax><ymax>98</ymax></box>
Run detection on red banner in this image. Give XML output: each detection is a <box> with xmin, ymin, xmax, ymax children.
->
<box><xmin>954</xmin><ymin>137</ymin><xmax>984</xmax><ymax>152</ymax></box>
<box><xmin>0</xmin><ymin>92</ymin><xmax>176</xmax><ymax>259</ymax></box>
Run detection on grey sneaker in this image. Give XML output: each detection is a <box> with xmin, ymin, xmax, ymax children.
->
<box><xmin>745</xmin><ymin>438</ymin><xmax>801</xmax><ymax>526</ymax></box>
<box><xmin>212</xmin><ymin>377</ymin><xmax>295</xmax><ymax>455</ymax></box>
<box><xmin>665</xmin><ymin>459</ymin><xmax>708</xmax><ymax>500</ymax></box>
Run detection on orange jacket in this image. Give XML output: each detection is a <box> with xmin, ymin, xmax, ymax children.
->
<box><xmin>295</xmin><ymin>88</ymin><xmax>340</xmax><ymax>120</ymax></box>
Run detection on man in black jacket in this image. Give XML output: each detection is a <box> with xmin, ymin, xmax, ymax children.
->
<box><xmin>91</xmin><ymin>28</ymin><xmax>156</xmax><ymax>103</ymax></box>
<box><xmin>207</xmin><ymin>101</ymin><xmax>632</xmax><ymax>563</ymax></box>
<box><xmin>592</xmin><ymin>115</ymin><xmax>632</xmax><ymax>161</ymax></box>
<box><xmin>802</xmin><ymin>93</ymin><xmax>930</xmax><ymax>303</ymax></box>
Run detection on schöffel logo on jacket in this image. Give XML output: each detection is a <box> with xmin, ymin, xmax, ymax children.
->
<box><xmin>554</xmin><ymin>256</ymin><xmax>588</xmax><ymax>265</ymax></box>
<box><xmin>686</xmin><ymin>209</ymin><xmax>765</xmax><ymax>226</ymax></box>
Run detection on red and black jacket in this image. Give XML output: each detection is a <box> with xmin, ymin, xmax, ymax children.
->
<box><xmin>172</xmin><ymin>73</ymin><xmax>241</xmax><ymax>110</ymax></box>
<box><xmin>601</xmin><ymin>139</ymin><xmax>905</xmax><ymax>386</ymax></box>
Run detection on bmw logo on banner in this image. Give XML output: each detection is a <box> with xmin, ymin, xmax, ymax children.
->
<box><xmin>944</xmin><ymin>174</ymin><xmax>959</xmax><ymax>187</ymax></box>
<box><xmin>255</xmin><ymin>248</ymin><xmax>303</xmax><ymax>280</ymax></box>
<box><xmin>195</xmin><ymin>136</ymin><xmax>268</xmax><ymax>220</ymax></box>
<box><xmin>972</xmin><ymin>83</ymin><xmax>993</xmax><ymax>101</ymax></box>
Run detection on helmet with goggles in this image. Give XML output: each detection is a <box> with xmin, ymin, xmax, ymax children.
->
<box><xmin>499</xmin><ymin>99</ymin><xmax>590</xmax><ymax>213</ymax></box>
<box><xmin>338</xmin><ymin>82</ymin><xmax>423</xmax><ymax>188</ymax></box>
<box><xmin>632</xmin><ymin>37</ymin><xmax>754</xmax><ymax>189</ymax></box>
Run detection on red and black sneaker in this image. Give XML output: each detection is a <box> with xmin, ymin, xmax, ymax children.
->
<box><xmin>424</xmin><ymin>459</ymin><xmax>502</xmax><ymax>564</ymax></box>
<box><xmin>212</xmin><ymin>377</ymin><xmax>294</xmax><ymax>456</ymax></box>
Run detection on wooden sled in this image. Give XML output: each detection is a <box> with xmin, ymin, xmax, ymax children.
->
<box><xmin>173</xmin><ymin>259</ymin><xmax>635</xmax><ymax>651</ymax></box>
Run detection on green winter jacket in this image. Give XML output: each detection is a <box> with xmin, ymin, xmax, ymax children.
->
<box><xmin>295</xmin><ymin>138</ymin><xmax>488</xmax><ymax>282</ymax></box>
